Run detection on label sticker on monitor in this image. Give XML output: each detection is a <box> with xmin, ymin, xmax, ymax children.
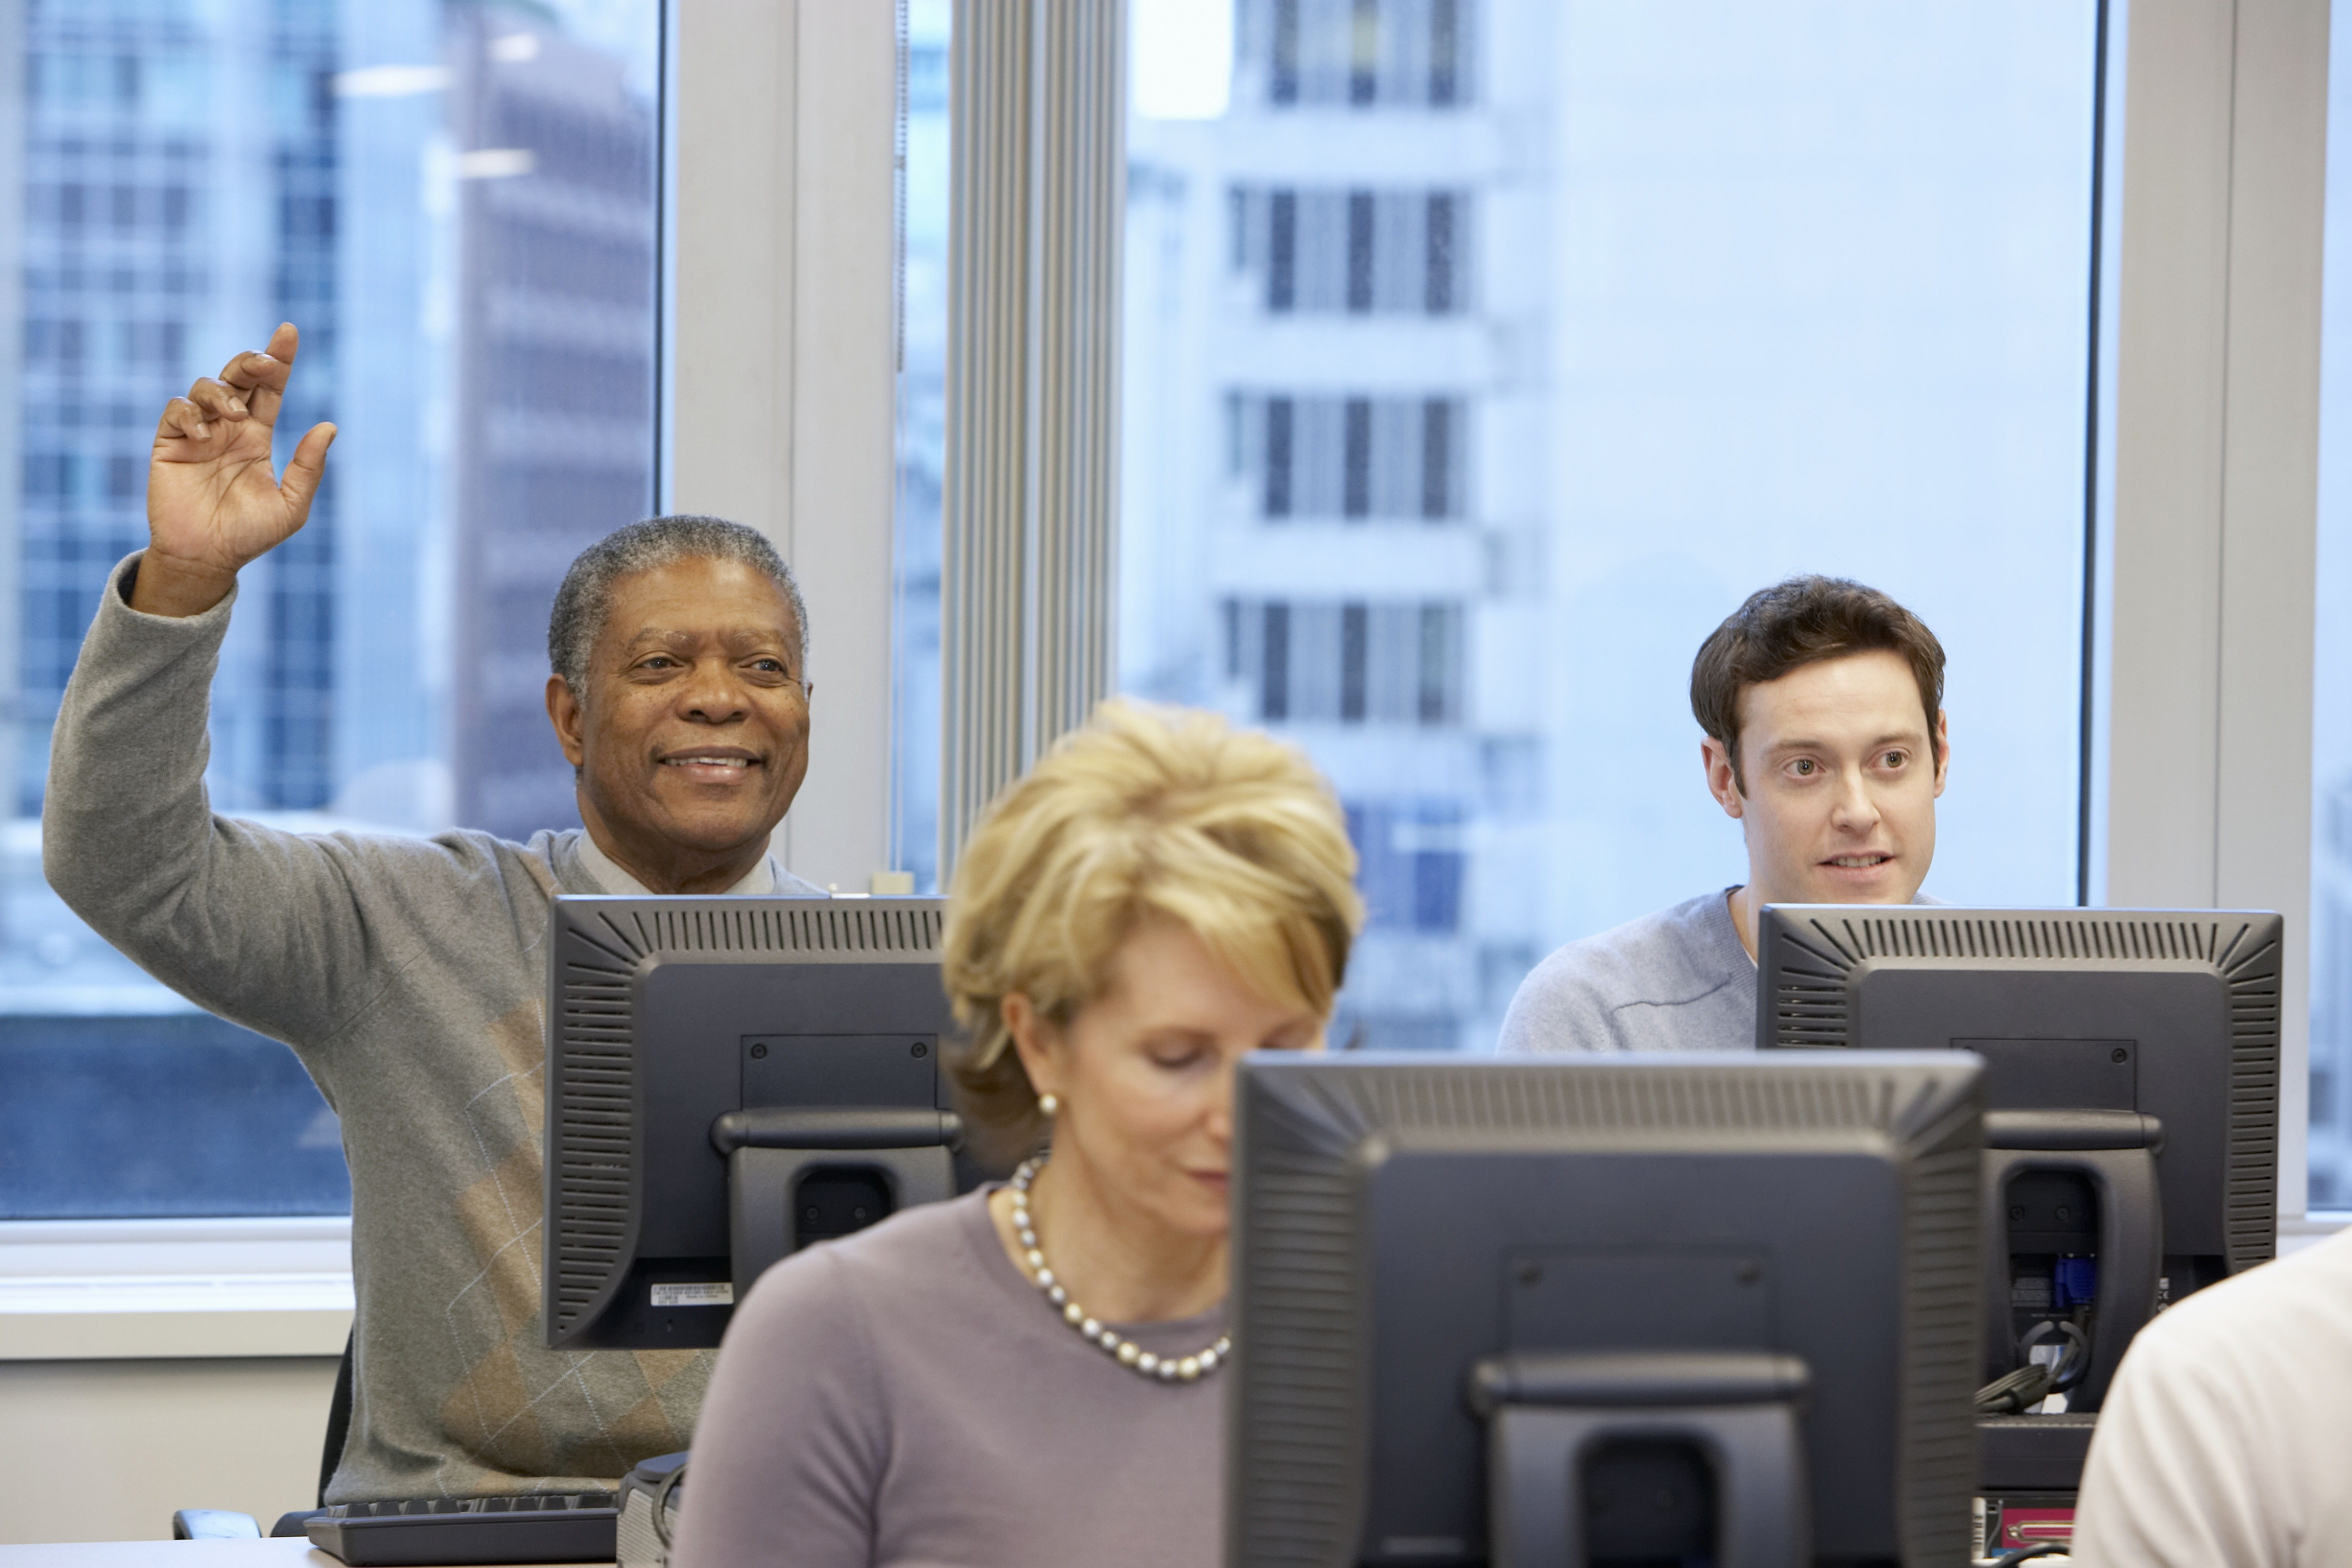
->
<box><xmin>650</xmin><ymin>1283</ymin><xmax>734</xmax><ymax>1308</ymax></box>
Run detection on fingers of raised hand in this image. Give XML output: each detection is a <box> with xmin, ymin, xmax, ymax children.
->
<box><xmin>186</xmin><ymin>377</ymin><xmax>249</xmax><ymax>424</ymax></box>
<box><xmin>277</xmin><ymin>423</ymin><xmax>337</xmax><ymax>519</ymax></box>
<box><xmin>156</xmin><ymin>396</ymin><xmax>218</xmax><ymax>445</ymax></box>
<box><xmin>218</xmin><ymin>352</ymin><xmax>288</xmax><ymax>425</ymax></box>
<box><xmin>220</xmin><ymin>327</ymin><xmax>296</xmax><ymax>394</ymax></box>
<box><xmin>219</xmin><ymin>347</ymin><xmax>287</xmax><ymax>387</ymax></box>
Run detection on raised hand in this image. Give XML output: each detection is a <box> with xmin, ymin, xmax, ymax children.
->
<box><xmin>133</xmin><ymin>322</ymin><xmax>337</xmax><ymax>617</ymax></box>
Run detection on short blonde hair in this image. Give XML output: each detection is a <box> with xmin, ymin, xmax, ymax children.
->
<box><xmin>942</xmin><ymin>700</ymin><xmax>1364</xmax><ymax>1167</ymax></box>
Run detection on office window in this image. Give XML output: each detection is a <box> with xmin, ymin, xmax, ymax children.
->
<box><xmin>0</xmin><ymin>0</ymin><xmax>663</xmax><ymax>1218</ymax></box>
<box><xmin>1124</xmin><ymin>0</ymin><xmax>2103</xmax><ymax>1051</ymax></box>
<box><xmin>891</xmin><ymin>0</ymin><xmax>951</xmax><ymax>895</ymax></box>
<box><xmin>2309</xmin><ymin>5</ymin><xmax>2352</xmax><ymax>1209</ymax></box>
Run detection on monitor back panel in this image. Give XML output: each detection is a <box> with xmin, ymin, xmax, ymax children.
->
<box><xmin>1227</xmin><ymin>1052</ymin><xmax>1984</xmax><ymax>1568</ymax></box>
<box><xmin>1757</xmin><ymin>905</ymin><xmax>2281</xmax><ymax>1272</ymax></box>
<box><xmin>544</xmin><ymin>897</ymin><xmax>957</xmax><ymax>1349</ymax></box>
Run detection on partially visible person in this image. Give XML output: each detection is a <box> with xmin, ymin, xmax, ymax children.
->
<box><xmin>1499</xmin><ymin>575</ymin><xmax>1950</xmax><ymax>1055</ymax></box>
<box><xmin>2071</xmin><ymin>1228</ymin><xmax>2352</xmax><ymax>1566</ymax></box>
<box><xmin>45</xmin><ymin>323</ymin><xmax>824</xmax><ymax>1500</ymax></box>
<box><xmin>670</xmin><ymin>702</ymin><xmax>1364</xmax><ymax>1568</ymax></box>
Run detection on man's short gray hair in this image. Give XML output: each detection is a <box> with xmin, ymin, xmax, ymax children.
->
<box><xmin>547</xmin><ymin>515</ymin><xmax>809</xmax><ymax>703</ymax></box>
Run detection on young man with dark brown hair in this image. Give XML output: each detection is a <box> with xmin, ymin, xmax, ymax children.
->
<box><xmin>1498</xmin><ymin>575</ymin><xmax>1950</xmax><ymax>1054</ymax></box>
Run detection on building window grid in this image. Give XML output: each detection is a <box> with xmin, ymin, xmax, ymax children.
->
<box><xmin>1180</xmin><ymin>0</ymin><xmax>1490</xmax><ymax>1053</ymax></box>
<box><xmin>1224</xmin><ymin>596</ymin><xmax>1466</xmax><ymax>729</ymax></box>
<box><xmin>19</xmin><ymin>3</ymin><xmax>343</xmax><ymax>814</ymax></box>
<box><xmin>22</xmin><ymin>31</ymin><xmax>220</xmax><ymax>806</ymax></box>
<box><xmin>1232</xmin><ymin>186</ymin><xmax>1470</xmax><ymax>318</ymax></box>
<box><xmin>1244</xmin><ymin>0</ymin><xmax>1473</xmax><ymax>111</ymax></box>
<box><xmin>261</xmin><ymin>20</ymin><xmax>340</xmax><ymax>811</ymax></box>
<box><xmin>1231</xmin><ymin>391</ymin><xmax>1468</xmax><ymax>522</ymax></box>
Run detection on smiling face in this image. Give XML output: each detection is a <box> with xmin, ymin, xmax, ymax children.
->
<box><xmin>1011</xmin><ymin>918</ymin><xmax>1322</xmax><ymax>1243</ymax></box>
<box><xmin>544</xmin><ymin>555</ymin><xmax>810</xmax><ymax>893</ymax></box>
<box><xmin>1704</xmin><ymin>648</ymin><xmax>1947</xmax><ymax>913</ymax></box>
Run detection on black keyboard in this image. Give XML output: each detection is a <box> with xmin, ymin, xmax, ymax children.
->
<box><xmin>282</xmin><ymin>1491</ymin><xmax>618</xmax><ymax>1566</ymax></box>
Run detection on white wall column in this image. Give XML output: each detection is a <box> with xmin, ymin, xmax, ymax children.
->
<box><xmin>669</xmin><ymin>0</ymin><xmax>899</xmax><ymax>891</ymax></box>
<box><xmin>2107</xmin><ymin>0</ymin><xmax>2331</xmax><ymax>1213</ymax></box>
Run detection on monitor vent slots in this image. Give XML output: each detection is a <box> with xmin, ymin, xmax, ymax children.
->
<box><xmin>552</xmin><ymin>956</ymin><xmax>633</xmax><ymax>1337</ymax></box>
<box><xmin>1226</xmin><ymin>1143</ymin><xmax>1370</xmax><ymax>1566</ymax></box>
<box><xmin>2226</xmin><ymin>963</ymin><xmax>2284</xmax><ymax>1266</ymax></box>
<box><xmin>1297</xmin><ymin>1061</ymin><xmax>1944</xmax><ymax>1137</ymax></box>
<box><xmin>1820</xmin><ymin>913</ymin><xmax>2235</xmax><ymax>964</ymax></box>
<box><xmin>591</xmin><ymin>902</ymin><xmax>946</xmax><ymax>957</ymax></box>
<box><xmin>1893</xmin><ymin>1129</ymin><xmax>1985</xmax><ymax>1561</ymax></box>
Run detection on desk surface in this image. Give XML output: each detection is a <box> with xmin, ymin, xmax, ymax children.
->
<box><xmin>0</xmin><ymin>1544</ymin><xmax>605</xmax><ymax>1567</ymax></box>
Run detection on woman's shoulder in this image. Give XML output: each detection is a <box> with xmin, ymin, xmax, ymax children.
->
<box><xmin>737</xmin><ymin>1188</ymin><xmax>1003</xmax><ymax>1325</ymax></box>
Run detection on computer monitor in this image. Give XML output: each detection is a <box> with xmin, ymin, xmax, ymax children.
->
<box><xmin>541</xmin><ymin>895</ymin><xmax>967</xmax><ymax>1351</ymax></box>
<box><xmin>1226</xmin><ymin>1051</ymin><xmax>1985</xmax><ymax>1567</ymax></box>
<box><xmin>1755</xmin><ymin>904</ymin><xmax>2281</xmax><ymax>1415</ymax></box>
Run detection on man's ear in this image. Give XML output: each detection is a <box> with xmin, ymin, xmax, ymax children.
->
<box><xmin>1702</xmin><ymin>736</ymin><xmax>1746</xmax><ymax>820</ymax></box>
<box><xmin>1932</xmin><ymin>708</ymin><xmax>1950</xmax><ymax>798</ymax></box>
<box><xmin>546</xmin><ymin>674</ymin><xmax>587</xmax><ymax>768</ymax></box>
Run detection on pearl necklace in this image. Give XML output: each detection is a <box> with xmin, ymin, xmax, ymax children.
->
<box><xmin>1007</xmin><ymin>1155</ymin><xmax>1231</xmax><ymax>1383</ymax></box>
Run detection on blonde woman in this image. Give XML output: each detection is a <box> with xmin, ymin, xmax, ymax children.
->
<box><xmin>671</xmin><ymin>702</ymin><xmax>1363</xmax><ymax>1568</ymax></box>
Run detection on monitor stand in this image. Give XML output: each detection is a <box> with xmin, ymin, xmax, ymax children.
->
<box><xmin>1981</xmin><ymin>1109</ymin><xmax>2164</xmax><ymax>1412</ymax></box>
<box><xmin>712</xmin><ymin>1106</ymin><xmax>964</xmax><ymax>1300</ymax></box>
<box><xmin>1469</xmin><ymin>1351</ymin><xmax>1810</xmax><ymax>1568</ymax></box>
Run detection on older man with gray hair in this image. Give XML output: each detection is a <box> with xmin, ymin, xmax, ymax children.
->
<box><xmin>44</xmin><ymin>324</ymin><xmax>822</xmax><ymax>1501</ymax></box>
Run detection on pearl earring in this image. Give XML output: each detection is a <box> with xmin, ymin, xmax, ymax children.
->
<box><xmin>1038</xmin><ymin>1093</ymin><xmax>1060</xmax><ymax>1118</ymax></box>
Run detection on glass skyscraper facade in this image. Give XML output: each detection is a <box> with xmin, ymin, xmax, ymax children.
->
<box><xmin>0</xmin><ymin>0</ymin><xmax>659</xmax><ymax>1217</ymax></box>
<box><xmin>22</xmin><ymin>0</ymin><xmax>339</xmax><ymax>816</ymax></box>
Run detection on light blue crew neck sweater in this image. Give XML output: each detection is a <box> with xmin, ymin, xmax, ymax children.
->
<box><xmin>1498</xmin><ymin>886</ymin><xmax>1942</xmax><ymax>1054</ymax></box>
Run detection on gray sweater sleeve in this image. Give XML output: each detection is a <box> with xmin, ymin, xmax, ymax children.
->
<box><xmin>43</xmin><ymin>554</ymin><xmax>474</xmax><ymax>1050</ymax></box>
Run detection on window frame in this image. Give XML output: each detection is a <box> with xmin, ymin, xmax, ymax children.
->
<box><xmin>2100</xmin><ymin>0</ymin><xmax>2331</xmax><ymax>1223</ymax></box>
<box><xmin>0</xmin><ymin>0</ymin><xmax>909</xmax><ymax>1315</ymax></box>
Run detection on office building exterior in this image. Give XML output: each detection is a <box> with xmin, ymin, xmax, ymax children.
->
<box><xmin>1125</xmin><ymin>0</ymin><xmax>1530</xmax><ymax>1048</ymax></box>
<box><xmin>0</xmin><ymin>0</ymin><xmax>658</xmax><ymax>1215</ymax></box>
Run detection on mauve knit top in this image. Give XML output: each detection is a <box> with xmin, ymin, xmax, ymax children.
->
<box><xmin>671</xmin><ymin>1189</ymin><xmax>1228</xmax><ymax>1568</ymax></box>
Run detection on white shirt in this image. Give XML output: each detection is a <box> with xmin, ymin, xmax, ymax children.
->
<box><xmin>573</xmin><ymin>829</ymin><xmax>785</xmax><ymax>896</ymax></box>
<box><xmin>2071</xmin><ymin>1227</ymin><xmax>2352</xmax><ymax>1567</ymax></box>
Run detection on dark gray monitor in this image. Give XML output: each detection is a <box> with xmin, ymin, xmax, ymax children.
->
<box><xmin>541</xmin><ymin>895</ymin><xmax>965</xmax><ymax>1351</ymax></box>
<box><xmin>1756</xmin><ymin>904</ymin><xmax>2281</xmax><ymax>1416</ymax></box>
<box><xmin>1227</xmin><ymin>1051</ymin><xmax>1985</xmax><ymax>1567</ymax></box>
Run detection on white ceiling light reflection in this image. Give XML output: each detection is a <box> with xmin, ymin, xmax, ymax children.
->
<box><xmin>1132</xmin><ymin>0</ymin><xmax>1233</xmax><ymax>120</ymax></box>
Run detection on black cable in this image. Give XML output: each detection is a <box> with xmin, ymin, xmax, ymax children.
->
<box><xmin>1975</xmin><ymin>1318</ymin><xmax>2093</xmax><ymax>1413</ymax></box>
<box><xmin>2020</xmin><ymin>1318</ymin><xmax>2092</xmax><ymax>1392</ymax></box>
<box><xmin>1991</xmin><ymin>1544</ymin><xmax>2066</xmax><ymax>1566</ymax></box>
<box><xmin>1975</xmin><ymin>1362</ymin><xmax>2055</xmax><ymax>1416</ymax></box>
<box><xmin>651</xmin><ymin>1460</ymin><xmax>687</xmax><ymax>1550</ymax></box>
